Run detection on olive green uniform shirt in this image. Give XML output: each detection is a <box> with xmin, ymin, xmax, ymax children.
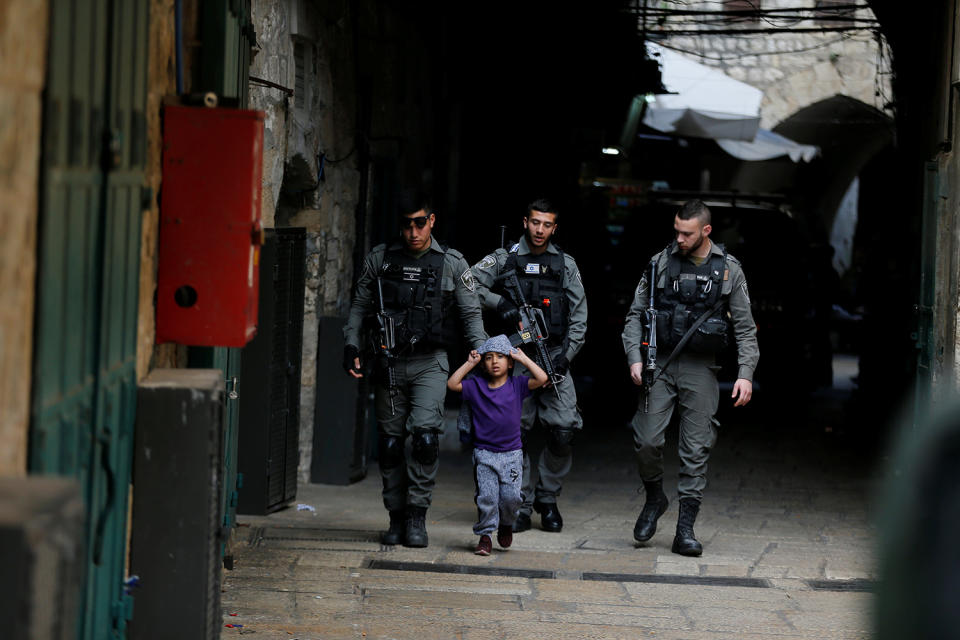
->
<box><xmin>470</xmin><ymin>236</ymin><xmax>587</xmax><ymax>362</ymax></box>
<box><xmin>343</xmin><ymin>235</ymin><xmax>487</xmax><ymax>351</ymax></box>
<box><xmin>622</xmin><ymin>241</ymin><xmax>759</xmax><ymax>381</ymax></box>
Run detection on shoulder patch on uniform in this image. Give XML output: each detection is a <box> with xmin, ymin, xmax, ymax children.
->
<box><xmin>740</xmin><ymin>281</ymin><xmax>750</xmax><ymax>303</ymax></box>
<box><xmin>460</xmin><ymin>268</ymin><xmax>477</xmax><ymax>291</ymax></box>
<box><xmin>477</xmin><ymin>254</ymin><xmax>497</xmax><ymax>270</ymax></box>
<box><xmin>510</xmin><ymin>243</ymin><xmax>520</xmax><ymax>253</ymax></box>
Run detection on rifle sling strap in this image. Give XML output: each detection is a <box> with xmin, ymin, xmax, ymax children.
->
<box><xmin>651</xmin><ymin>298</ymin><xmax>725</xmax><ymax>384</ymax></box>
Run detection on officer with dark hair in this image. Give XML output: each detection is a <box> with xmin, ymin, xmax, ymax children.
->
<box><xmin>622</xmin><ymin>199</ymin><xmax>758</xmax><ymax>556</ymax></box>
<box><xmin>470</xmin><ymin>198</ymin><xmax>587</xmax><ymax>533</ymax></box>
<box><xmin>343</xmin><ymin>189</ymin><xmax>486</xmax><ymax>547</ymax></box>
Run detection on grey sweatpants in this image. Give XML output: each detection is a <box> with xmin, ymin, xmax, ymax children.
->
<box><xmin>473</xmin><ymin>448</ymin><xmax>523</xmax><ymax>536</ymax></box>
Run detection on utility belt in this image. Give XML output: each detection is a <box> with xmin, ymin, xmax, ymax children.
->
<box><xmin>656</xmin><ymin>302</ymin><xmax>729</xmax><ymax>355</ymax></box>
<box><xmin>365</xmin><ymin>313</ymin><xmax>445</xmax><ymax>354</ymax></box>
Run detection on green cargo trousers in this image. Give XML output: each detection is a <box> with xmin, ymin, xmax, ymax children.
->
<box><xmin>374</xmin><ymin>351</ymin><xmax>449</xmax><ymax>511</ymax></box>
<box><xmin>513</xmin><ymin>345</ymin><xmax>583</xmax><ymax>513</ymax></box>
<box><xmin>630</xmin><ymin>351</ymin><xmax>719</xmax><ymax>501</ymax></box>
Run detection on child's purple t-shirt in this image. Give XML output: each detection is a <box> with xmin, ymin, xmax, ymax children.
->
<box><xmin>461</xmin><ymin>376</ymin><xmax>531</xmax><ymax>452</ymax></box>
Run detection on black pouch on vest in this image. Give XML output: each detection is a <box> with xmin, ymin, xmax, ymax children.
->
<box><xmin>670</xmin><ymin>304</ymin><xmax>691</xmax><ymax>345</ymax></box>
<box><xmin>689</xmin><ymin>314</ymin><xmax>729</xmax><ymax>353</ymax></box>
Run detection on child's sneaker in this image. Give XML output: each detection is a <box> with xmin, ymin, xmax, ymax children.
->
<box><xmin>497</xmin><ymin>524</ymin><xmax>513</xmax><ymax>549</ymax></box>
<box><xmin>475</xmin><ymin>534</ymin><xmax>492</xmax><ymax>556</ymax></box>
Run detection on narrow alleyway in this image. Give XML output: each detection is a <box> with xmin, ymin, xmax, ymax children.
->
<box><xmin>221</xmin><ymin>357</ymin><xmax>880</xmax><ymax>639</ymax></box>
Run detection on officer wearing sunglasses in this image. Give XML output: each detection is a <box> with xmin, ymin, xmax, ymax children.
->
<box><xmin>342</xmin><ymin>189</ymin><xmax>487</xmax><ymax>548</ymax></box>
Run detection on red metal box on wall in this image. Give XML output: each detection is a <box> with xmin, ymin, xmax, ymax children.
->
<box><xmin>157</xmin><ymin>105</ymin><xmax>265</xmax><ymax>346</ymax></box>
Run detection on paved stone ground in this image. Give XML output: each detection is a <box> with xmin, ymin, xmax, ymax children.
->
<box><xmin>222</xmin><ymin>377</ymin><xmax>882</xmax><ymax>639</ymax></box>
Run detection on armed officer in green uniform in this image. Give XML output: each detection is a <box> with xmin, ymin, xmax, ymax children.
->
<box><xmin>622</xmin><ymin>199</ymin><xmax>758</xmax><ymax>556</ymax></box>
<box><xmin>471</xmin><ymin>198</ymin><xmax>587</xmax><ymax>533</ymax></box>
<box><xmin>343</xmin><ymin>190</ymin><xmax>486</xmax><ymax>548</ymax></box>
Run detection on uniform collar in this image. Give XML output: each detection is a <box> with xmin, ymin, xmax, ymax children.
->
<box><xmin>517</xmin><ymin>235</ymin><xmax>559</xmax><ymax>255</ymax></box>
<box><xmin>669</xmin><ymin>239</ymin><xmax>721</xmax><ymax>259</ymax></box>
<box><xmin>388</xmin><ymin>234</ymin><xmax>443</xmax><ymax>255</ymax></box>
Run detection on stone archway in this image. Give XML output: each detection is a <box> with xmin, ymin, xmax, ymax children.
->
<box><xmin>760</xmin><ymin>55</ymin><xmax>887</xmax><ymax>130</ymax></box>
<box><xmin>732</xmin><ymin>95</ymin><xmax>893</xmax><ymax>236</ymax></box>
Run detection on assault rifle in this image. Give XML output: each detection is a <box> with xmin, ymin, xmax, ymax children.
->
<box><xmin>374</xmin><ymin>275</ymin><xmax>399</xmax><ymax>415</ymax></box>
<box><xmin>495</xmin><ymin>269</ymin><xmax>563</xmax><ymax>399</ymax></box>
<box><xmin>641</xmin><ymin>259</ymin><xmax>658</xmax><ymax>412</ymax></box>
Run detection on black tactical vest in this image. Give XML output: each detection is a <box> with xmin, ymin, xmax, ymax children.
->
<box><xmin>378</xmin><ymin>247</ymin><xmax>454</xmax><ymax>350</ymax></box>
<box><xmin>500</xmin><ymin>245</ymin><xmax>569</xmax><ymax>344</ymax></box>
<box><xmin>655</xmin><ymin>245</ymin><xmax>730</xmax><ymax>354</ymax></box>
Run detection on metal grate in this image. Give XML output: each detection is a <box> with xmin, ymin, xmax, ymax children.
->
<box><xmin>238</xmin><ymin>229</ymin><xmax>306</xmax><ymax>514</ymax></box>
<box><xmin>260</xmin><ymin>527</ymin><xmax>381</xmax><ymax>544</ymax></box>
<box><xmin>363</xmin><ymin>559</ymin><xmax>788</xmax><ymax>589</ymax></box>
<box><xmin>366</xmin><ymin>559</ymin><xmax>555</xmax><ymax>579</ymax></box>
<box><xmin>293</xmin><ymin>41</ymin><xmax>306</xmax><ymax>109</ymax></box>
<box><xmin>583</xmin><ymin>572</ymin><xmax>772</xmax><ymax>588</ymax></box>
<box><xmin>805</xmin><ymin>578</ymin><xmax>875</xmax><ymax>592</ymax></box>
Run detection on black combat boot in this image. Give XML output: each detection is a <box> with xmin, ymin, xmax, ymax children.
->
<box><xmin>671</xmin><ymin>497</ymin><xmax>703</xmax><ymax>557</ymax></box>
<box><xmin>380</xmin><ymin>509</ymin><xmax>405</xmax><ymax>545</ymax></box>
<box><xmin>533</xmin><ymin>499</ymin><xmax>563</xmax><ymax>532</ymax></box>
<box><xmin>404</xmin><ymin>506</ymin><xmax>429</xmax><ymax>548</ymax></box>
<box><xmin>512</xmin><ymin>512</ymin><xmax>532</xmax><ymax>533</ymax></box>
<box><xmin>633</xmin><ymin>479</ymin><xmax>669</xmax><ymax>542</ymax></box>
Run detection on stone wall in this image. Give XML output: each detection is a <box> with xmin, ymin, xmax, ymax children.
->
<box><xmin>250</xmin><ymin>0</ymin><xmax>438</xmax><ymax>483</ymax></box>
<box><xmin>248</xmin><ymin>0</ymin><xmax>292</xmax><ymax>228</ymax></box>
<box><xmin>0</xmin><ymin>0</ymin><xmax>48</xmax><ymax>477</ymax></box>
<box><xmin>250</xmin><ymin>0</ymin><xmax>362</xmax><ymax>483</ymax></box>
<box><xmin>650</xmin><ymin>0</ymin><xmax>892</xmax><ymax>128</ymax></box>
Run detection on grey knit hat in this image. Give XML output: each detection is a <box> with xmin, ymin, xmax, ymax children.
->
<box><xmin>478</xmin><ymin>334</ymin><xmax>514</xmax><ymax>355</ymax></box>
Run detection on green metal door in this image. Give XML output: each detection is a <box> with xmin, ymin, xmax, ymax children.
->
<box><xmin>192</xmin><ymin>0</ymin><xmax>255</xmax><ymax>563</ymax></box>
<box><xmin>30</xmin><ymin>1</ymin><xmax>148</xmax><ymax>638</ymax></box>
<box><xmin>188</xmin><ymin>346</ymin><xmax>242</xmax><ymax>560</ymax></box>
<box><xmin>201</xmin><ymin>0</ymin><xmax>253</xmax><ymax>106</ymax></box>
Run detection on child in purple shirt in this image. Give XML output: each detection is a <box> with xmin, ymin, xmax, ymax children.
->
<box><xmin>448</xmin><ymin>334</ymin><xmax>548</xmax><ymax>555</ymax></box>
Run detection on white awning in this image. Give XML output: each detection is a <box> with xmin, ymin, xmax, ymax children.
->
<box><xmin>643</xmin><ymin>43</ymin><xmax>819</xmax><ymax>163</ymax></box>
<box><xmin>716</xmin><ymin>128</ymin><xmax>820</xmax><ymax>162</ymax></box>
<box><xmin>644</xmin><ymin>106</ymin><xmax>761</xmax><ymax>142</ymax></box>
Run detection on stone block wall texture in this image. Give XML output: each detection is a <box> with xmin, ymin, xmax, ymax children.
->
<box><xmin>252</xmin><ymin>0</ymin><xmax>426</xmax><ymax>483</ymax></box>
<box><xmin>251</xmin><ymin>0</ymin><xmax>362</xmax><ymax>483</ymax></box>
<box><xmin>248</xmin><ymin>0</ymin><xmax>292</xmax><ymax>229</ymax></box>
<box><xmin>250</xmin><ymin>0</ymin><xmax>439</xmax><ymax>483</ymax></box>
<box><xmin>650</xmin><ymin>0</ymin><xmax>892</xmax><ymax>128</ymax></box>
<box><xmin>0</xmin><ymin>0</ymin><xmax>48</xmax><ymax>477</ymax></box>
<box><xmin>297</xmin><ymin>231</ymin><xmax>323</xmax><ymax>481</ymax></box>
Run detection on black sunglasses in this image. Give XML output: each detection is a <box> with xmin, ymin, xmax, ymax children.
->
<box><xmin>400</xmin><ymin>215</ymin><xmax>430</xmax><ymax>229</ymax></box>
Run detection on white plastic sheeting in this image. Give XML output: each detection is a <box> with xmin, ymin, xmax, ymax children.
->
<box><xmin>647</xmin><ymin>44</ymin><xmax>763</xmax><ymax>118</ymax></box>
<box><xmin>716</xmin><ymin>128</ymin><xmax>820</xmax><ymax>163</ymax></box>
<box><xmin>643</xmin><ymin>43</ymin><xmax>819</xmax><ymax>162</ymax></box>
<box><xmin>830</xmin><ymin>177</ymin><xmax>859</xmax><ymax>276</ymax></box>
<box><xmin>644</xmin><ymin>106</ymin><xmax>761</xmax><ymax>142</ymax></box>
